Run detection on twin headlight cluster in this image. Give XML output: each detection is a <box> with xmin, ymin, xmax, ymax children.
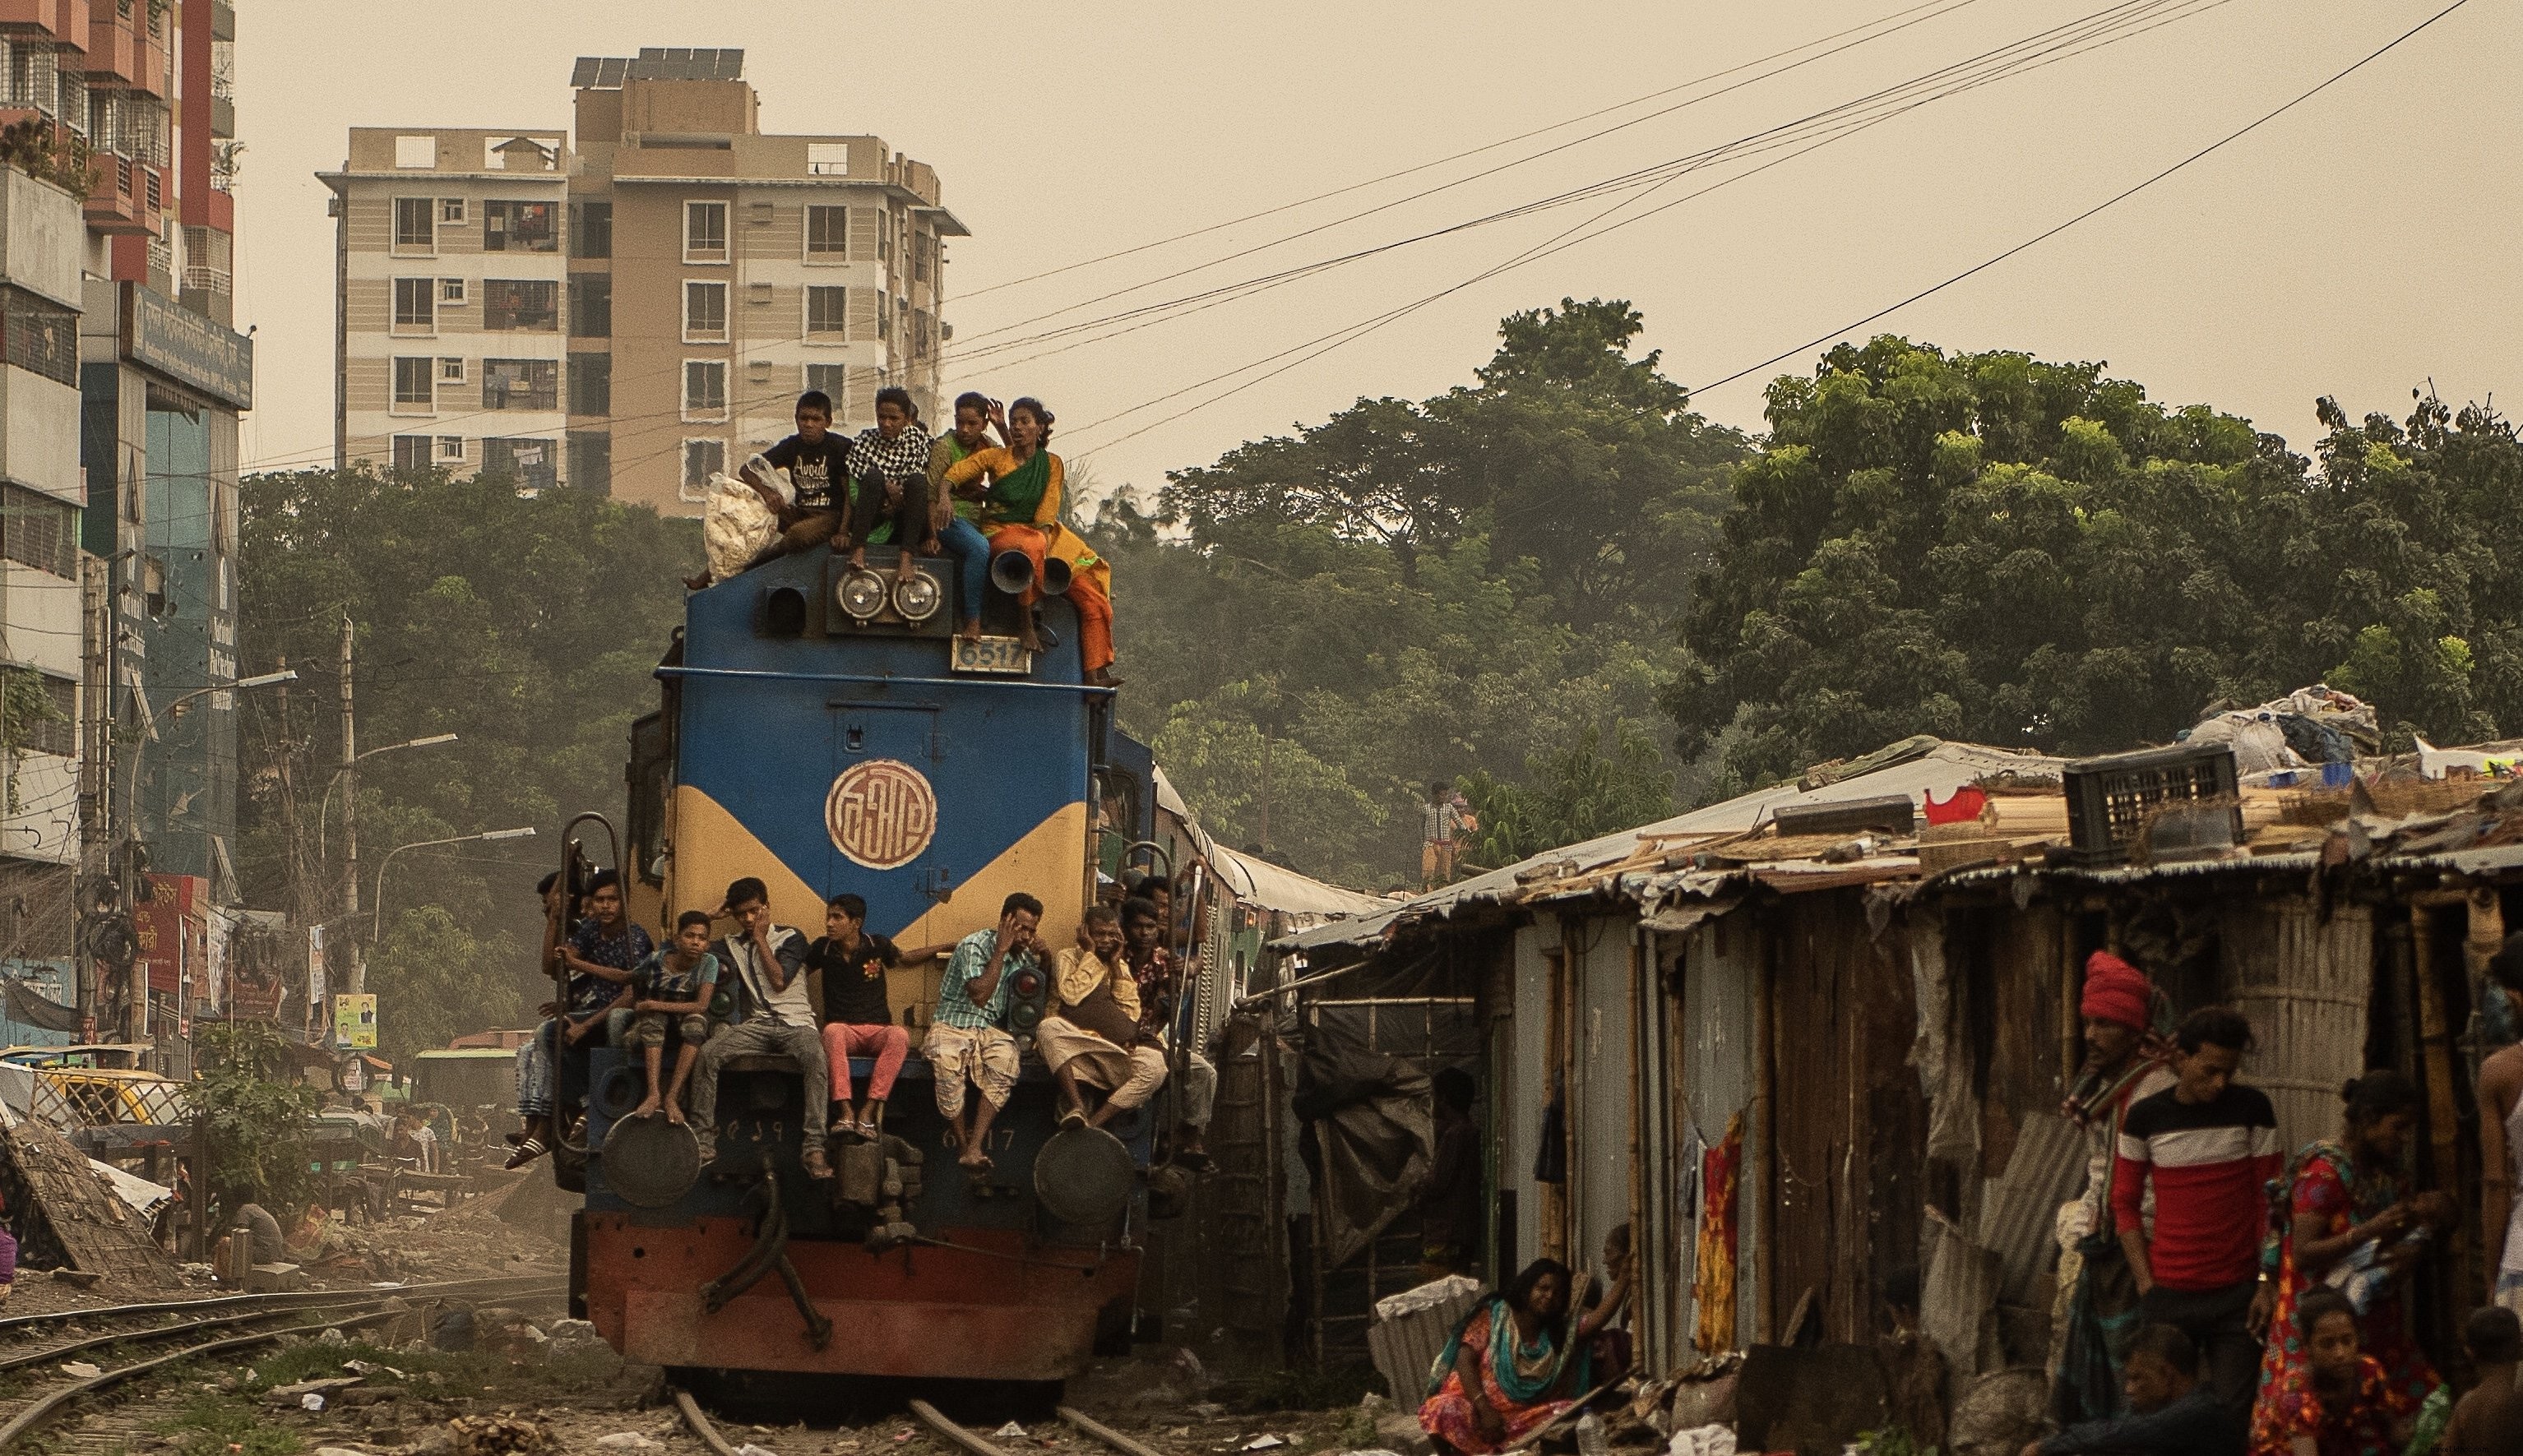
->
<box><xmin>836</xmin><ymin>566</ymin><xmax>945</xmax><ymax>626</ymax></box>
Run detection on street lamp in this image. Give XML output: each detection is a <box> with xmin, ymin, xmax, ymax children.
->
<box><xmin>369</xmin><ymin>827</ymin><xmax>536</xmax><ymax>944</ymax></box>
<box><xmin>123</xmin><ymin>669</ymin><xmax>299</xmax><ymax>845</ymax></box>
<box><xmin>317</xmin><ymin>733</ymin><xmax>459</xmax><ymax>862</ymax></box>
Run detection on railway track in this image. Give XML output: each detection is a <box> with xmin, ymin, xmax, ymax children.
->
<box><xmin>0</xmin><ymin>1273</ymin><xmax>568</xmax><ymax>1450</ymax></box>
<box><xmin>674</xmin><ymin>1389</ymin><xmax>1176</xmax><ymax>1456</ymax></box>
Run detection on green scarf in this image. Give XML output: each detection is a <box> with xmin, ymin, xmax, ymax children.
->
<box><xmin>983</xmin><ymin>448</ymin><xmax>1053</xmax><ymax>525</ymax></box>
<box><xmin>1426</xmin><ymin>1297</ymin><xmax>1588</xmax><ymax>1406</ymax></box>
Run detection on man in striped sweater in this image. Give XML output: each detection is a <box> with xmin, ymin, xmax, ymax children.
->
<box><xmin>2111</xmin><ymin>1006</ymin><xmax>2280</xmax><ymax>1411</ymax></box>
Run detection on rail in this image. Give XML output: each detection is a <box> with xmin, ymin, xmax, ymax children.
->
<box><xmin>674</xmin><ymin>1389</ymin><xmax>1185</xmax><ymax>1456</ymax></box>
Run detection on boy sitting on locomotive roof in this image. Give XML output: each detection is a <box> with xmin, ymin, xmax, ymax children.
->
<box><xmin>625</xmin><ymin>910</ymin><xmax>721</xmax><ymax>1124</ymax></box>
<box><xmin>692</xmin><ymin>877</ymin><xmax>835</xmax><ymax>1180</ymax></box>
<box><xmin>1039</xmin><ymin>905</ymin><xmax>1169</xmax><ymax>1132</ymax></box>
<box><xmin>929</xmin><ymin>893</ymin><xmax>1039</xmax><ymax>1172</ymax></box>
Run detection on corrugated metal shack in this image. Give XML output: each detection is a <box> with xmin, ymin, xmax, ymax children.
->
<box><xmin>1252</xmin><ymin>733</ymin><xmax>2523</xmax><ymax>1431</ymax></box>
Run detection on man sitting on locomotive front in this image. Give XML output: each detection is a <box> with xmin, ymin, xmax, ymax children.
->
<box><xmin>1039</xmin><ymin>905</ymin><xmax>1168</xmax><ymax>1133</ymax></box>
<box><xmin>929</xmin><ymin>894</ymin><xmax>1039</xmax><ymax>1172</ymax></box>
<box><xmin>691</xmin><ymin>877</ymin><xmax>834</xmax><ymax>1180</ymax></box>
<box><xmin>624</xmin><ymin>910</ymin><xmax>721</xmax><ymax>1124</ymax></box>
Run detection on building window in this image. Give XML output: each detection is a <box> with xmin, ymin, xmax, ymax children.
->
<box><xmin>438</xmin><ymin>356</ymin><xmax>465</xmax><ymax>383</ymax></box>
<box><xmin>805</xmin><ymin>285</ymin><xmax>846</xmax><ymax>340</ymax></box>
<box><xmin>567</xmin><ymin>353</ymin><xmax>610</xmax><ymax>415</ymax></box>
<box><xmin>567</xmin><ymin>275</ymin><xmax>610</xmax><ymax>338</ymax></box>
<box><xmin>482</xmin><ymin>358</ymin><xmax>558</xmax><ymax>411</ymax></box>
<box><xmin>568</xmin><ymin>431</ymin><xmax>610</xmax><ymax>495</ymax></box>
<box><xmin>391</xmin><ymin>434</ymin><xmax>432</xmax><ymax>471</ymax></box>
<box><xmin>391</xmin><ymin>356</ymin><xmax>434</xmax><ymax>412</ymax></box>
<box><xmin>483</xmin><ymin>199</ymin><xmax>556</xmax><ymax>253</ymax></box>
<box><xmin>438</xmin><ymin>277</ymin><xmax>467</xmax><ymax>305</ymax></box>
<box><xmin>915</xmin><ymin>232</ymin><xmax>933</xmax><ymax>284</ymax></box>
<box><xmin>683</xmin><ymin>280</ymin><xmax>728</xmax><ymax>342</ymax></box>
<box><xmin>0</xmin><ymin>483</ymin><xmax>76</xmax><ymax>579</ymax></box>
<box><xmin>435</xmin><ymin>436</ymin><xmax>465</xmax><ymax>462</ymax></box>
<box><xmin>804</xmin><ymin>205</ymin><xmax>846</xmax><ymax>261</ymax></box>
<box><xmin>393</xmin><ymin>136</ymin><xmax>435</xmax><ymax>169</ymax></box>
<box><xmin>482</xmin><ymin>279</ymin><xmax>558</xmax><ymax>331</ymax></box>
<box><xmin>683</xmin><ymin>360</ymin><xmax>727</xmax><ymax>421</ymax></box>
<box><xmin>570</xmin><ymin>201</ymin><xmax>613</xmax><ymax>260</ymax></box>
<box><xmin>0</xmin><ymin>289</ymin><xmax>78</xmax><ymax>388</ymax></box>
<box><xmin>803</xmin><ymin>363</ymin><xmax>848</xmax><ymax>416</ymax></box>
<box><xmin>439</xmin><ymin>198</ymin><xmax>467</xmax><ymax>224</ymax></box>
<box><xmin>681</xmin><ymin>438</ymin><xmax>725</xmax><ymax>501</ymax></box>
<box><xmin>807</xmin><ymin>142</ymin><xmax>849</xmax><ymax>177</ymax></box>
<box><xmin>683</xmin><ymin>201</ymin><xmax>729</xmax><ymax>263</ymax></box>
<box><xmin>484</xmin><ymin>437</ymin><xmax>556</xmax><ymax>492</ymax></box>
<box><xmin>391</xmin><ymin>277</ymin><xmax>434</xmax><ymax>334</ymax></box>
<box><xmin>392</xmin><ymin>197</ymin><xmax>435</xmax><ymax>254</ymax></box>
<box><xmin>746</xmin><ymin>200</ymin><xmax>774</xmax><ymax>229</ymax></box>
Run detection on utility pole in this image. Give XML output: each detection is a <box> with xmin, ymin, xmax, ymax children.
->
<box><xmin>340</xmin><ymin>614</ymin><xmax>360</xmax><ymax>995</ymax></box>
<box><xmin>76</xmin><ymin>557</ymin><xmax>109</xmax><ymax>1030</ymax></box>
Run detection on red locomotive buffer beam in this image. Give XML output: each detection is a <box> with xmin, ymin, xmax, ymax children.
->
<box><xmin>580</xmin><ymin>1216</ymin><xmax>1137</xmax><ymax>1380</ymax></box>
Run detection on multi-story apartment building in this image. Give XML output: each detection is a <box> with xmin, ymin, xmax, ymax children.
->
<box><xmin>0</xmin><ymin>0</ymin><xmax>252</xmax><ymax>1063</ymax></box>
<box><xmin>323</xmin><ymin>47</ymin><xmax>963</xmax><ymax>516</ymax></box>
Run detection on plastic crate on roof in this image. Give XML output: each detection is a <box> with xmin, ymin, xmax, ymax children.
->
<box><xmin>2062</xmin><ymin>742</ymin><xmax>2240</xmax><ymax>863</ymax></box>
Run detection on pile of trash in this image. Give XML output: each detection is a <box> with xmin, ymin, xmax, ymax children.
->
<box><xmin>2183</xmin><ymin>684</ymin><xmax>2381</xmax><ymax>779</ymax></box>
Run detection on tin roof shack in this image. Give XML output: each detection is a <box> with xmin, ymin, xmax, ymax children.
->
<box><xmin>1898</xmin><ymin>781</ymin><xmax>2523</xmax><ymax>1392</ymax></box>
<box><xmin>1271</xmin><ymin>740</ymin><xmax>2072</xmax><ymax>1417</ymax></box>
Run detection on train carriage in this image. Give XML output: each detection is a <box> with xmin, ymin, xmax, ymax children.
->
<box><xmin>569</xmin><ymin>544</ymin><xmax>1160</xmax><ymax>1387</ymax></box>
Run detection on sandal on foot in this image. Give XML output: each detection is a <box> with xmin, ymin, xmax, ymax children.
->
<box><xmin>503</xmin><ymin>1137</ymin><xmax>548</xmax><ymax>1171</ymax></box>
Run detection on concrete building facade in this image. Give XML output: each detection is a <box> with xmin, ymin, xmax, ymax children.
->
<box><xmin>324</xmin><ymin>47</ymin><xmax>964</xmax><ymax>517</ymax></box>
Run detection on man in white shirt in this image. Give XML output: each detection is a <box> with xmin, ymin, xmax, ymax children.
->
<box><xmin>690</xmin><ymin>876</ymin><xmax>833</xmax><ymax>1179</ymax></box>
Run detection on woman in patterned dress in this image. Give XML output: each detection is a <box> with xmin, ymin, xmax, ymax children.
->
<box><xmin>1419</xmin><ymin>1258</ymin><xmax>1625</xmax><ymax>1456</ymax></box>
<box><xmin>2252</xmin><ymin>1287</ymin><xmax>2419</xmax><ymax>1456</ymax></box>
<box><xmin>2248</xmin><ymin>1072</ymin><xmax>2451</xmax><ymax>1453</ymax></box>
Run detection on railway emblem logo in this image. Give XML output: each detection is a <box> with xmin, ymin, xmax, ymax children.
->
<box><xmin>826</xmin><ymin>758</ymin><xmax>937</xmax><ymax>870</ymax></box>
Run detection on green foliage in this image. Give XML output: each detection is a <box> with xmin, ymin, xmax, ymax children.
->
<box><xmin>0</xmin><ymin>667</ymin><xmax>65</xmax><ymax>814</ymax></box>
<box><xmin>1461</xmin><ymin>719</ymin><xmax>1676</xmax><ymax>868</ymax></box>
<box><xmin>1852</xmin><ymin>1428</ymin><xmax>1937</xmax><ymax>1456</ymax></box>
<box><xmin>237</xmin><ymin>466</ymin><xmax>697</xmax><ymax>1052</ymax></box>
<box><xmin>1669</xmin><ymin>339</ymin><xmax>2523</xmax><ymax>794</ymax></box>
<box><xmin>0</xmin><ymin>118</ymin><xmax>95</xmax><ymax>202</ymax></box>
<box><xmin>1109</xmin><ymin>299</ymin><xmax>1737</xmax><ymax>886</ymax></box>
<box><xmin>150</xmin><ymin>1390</ymin><xmax>307</xmax><ymax>1456</ymax></box>
<box><xmin>188</xmin><ymin>1021</ymin><xmax>319</xmax><ymax>1209</ymax></box>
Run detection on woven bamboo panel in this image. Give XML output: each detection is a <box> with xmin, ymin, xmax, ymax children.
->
<box><xmin>2224</xmin><ymin>903</ymin><xmax>2372</xmax><ymax>1159</ymax></box>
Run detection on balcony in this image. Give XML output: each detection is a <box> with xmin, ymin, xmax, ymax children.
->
<box><xmin>0</xmin><ymin>0</ymin><xmax>90</xmax><ymax>49</ymax></box>
<box><xmin>209</xmin><ymin>0</ymin><xmax>231</xmax><ymax>39</ymax></box>
<box><xmin>208</xmin><ymin>92</ymin><xmax>231</xmax><ymax>140</ymax></box>
<box><xmin>81</xmin><ymin>150</ymin><xmax>156</xmax><ymax>233</ymax></box>
<box><xmin>82</xmin><ymin>4</ymin><xmax>133</xmax><ymax>85</ymax></box>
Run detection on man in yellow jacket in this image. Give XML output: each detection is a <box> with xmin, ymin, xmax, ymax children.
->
<box><xmin>1035</xmin><ymin>906</ymin><xmax>1168</xmax><ymax>1131</ymax></box>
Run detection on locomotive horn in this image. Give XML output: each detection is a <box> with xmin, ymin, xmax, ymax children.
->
<box><xmin>989</xmin><ymin>549</ymin><xmax>1035</xmax><ymax>595</ymax></box>
<box><xmin>1039</xmin><ymin>556</ymin><xmax>1073</xmax><ymax>596</ymax></box>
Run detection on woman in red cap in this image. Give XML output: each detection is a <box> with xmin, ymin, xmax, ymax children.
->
<box><xmin>2053</xmin><ymin>950</ymin><xmax>2178</xmax><ymax>1424</ymax></box>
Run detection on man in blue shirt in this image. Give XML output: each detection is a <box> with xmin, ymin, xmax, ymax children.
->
<box><xmin>929</xmin><ymin>893</ymin><xmax>1039</xmax><ymax>1172</ymax></box>
<box><xmin>2024</xmin><ymin>1324</ymin><xmax>2238</xmax><ymax>1456</ymax></box>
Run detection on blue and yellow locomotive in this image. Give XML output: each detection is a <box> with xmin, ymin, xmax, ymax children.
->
<box><xmin>567</xmin><ymin>543</ymin><xmax>1161</xmax><ymax>1386</ymax></box>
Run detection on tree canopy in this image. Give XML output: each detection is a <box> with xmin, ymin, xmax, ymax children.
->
<box><xmin>1665</xmin><ymin>337</ymin><xmax>2523</xmax><ymax>798</ymax></box>
<box><xmin>237</xmin><ymin>467</ymin><xmax>697</xmax><ymax>1059</ymax></box>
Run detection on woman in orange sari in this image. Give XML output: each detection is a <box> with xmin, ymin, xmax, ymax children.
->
<box><xmin>938</xmin><ymin>398</ymin><xmax>1118</xmax><ymax>687</ymax></box>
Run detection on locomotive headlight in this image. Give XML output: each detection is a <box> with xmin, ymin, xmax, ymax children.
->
<box><xmin>892</xmin><ymin>570</ymin><xmax>942</xmax><ymax>623</ymax></box>
<box><xmin>836</xmin><ymin>569</ymin><xmax>889</xmax><ymax>622</ymax></box>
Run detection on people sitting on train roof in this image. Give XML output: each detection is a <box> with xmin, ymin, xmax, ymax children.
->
<box><xmin>929</xmin><ymin>893</ymin><xmax>1039</xmax><ymax>1171</ymax></box>
<box><xmin>1122</xmin><ymin>895</ymin><xmax>1213</xmax><ymax>1168</ymax></box>
<box><xmin>927</xmin><ymin>391</ymin><xmax>1004</xmax><ymax>642</ymax></box>
<box><xmin>624</xmin><ymin>910</ymin><xmax>720</xmax><ymax>1124</ymax></box>
<box><xmin>681</xmin><ymin>391</ymin><xmax>849</xmax><ymax>590</ymax></box>
<box><xmin>1039</xmin><ymin>905</ymin><xmax>1169</xmax><ymax>1134</ymax></box>
<box><xmin>937</xmin><ymin>397</ymin><xmax>1123</xmax><ymax>689</ymax></box>
<box><xmin>840</xmin><ymin>387</ymin><xmax>943</xmax><ymax>588</ymax></box>
<box><xmin>691</xmin><ymin>876</ymin><xmax>833</xmax><ymax>1179</ymax></box>
<box><xmin>808</xmin><ymin>893</ymin><xmax>906</xmax><ymax>1144</ymax></box>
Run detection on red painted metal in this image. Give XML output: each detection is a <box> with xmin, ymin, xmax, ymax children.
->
<box><xmin>581</xmin><ymin>1214</ymin><xmax>1137</xmax><ymax>1381</ymax></box>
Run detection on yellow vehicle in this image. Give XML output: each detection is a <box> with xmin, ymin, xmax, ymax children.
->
<box><xmin>0</xmin><ymin>1045</ymin><xmax>191</xmax><ymax>1127</ymax></box>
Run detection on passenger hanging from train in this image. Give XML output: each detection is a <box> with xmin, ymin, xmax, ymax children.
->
<box><xmin>1122</xmin><ymin>896</ymin><xmax>1214</xmax><ymax>1167</ymax></box>
<box><xmin>925</xmin><ymin>391</ymin><xmax>1003</xmax><ymax>641</ymax></box>
<box><xmin>808</xmin><ymin>893</ymin><xmax>907</xmax><ymax>1144</ymax></box>
<box><xmin>1039</xmin><ymin>906</ymin><xmax>1168</xmax><ymax>1134</ymax></box>
<box><xmin>624</xmin><ymin>910</ymin><xmax>721</xmax><ymax>1124</ymax></box>
<box><xmin>840</xmin><ymin>386</ymin><xmax>943</xmax><ymax>586</ymax></box>
<box><xmin>690</xmin><ymin>877</ymin><xmax>834</xmax><ymax>1179</ymax></box>
<box><xmin>683</xmin><ymin>391</ymin><xmax>850</xmax><ymax>590</ymax></box>
<box><xmin>929</xmin><ymin>893</ymin><xmax>1039</xmax><ymax>1172</ymax></box>
<box><xmin>508</xmin><ymin>871</ymin><xmax>647</xmax><ymax>1169</ymax></box>
<box><xmin>937</xmin><ymin>397</ymin><xmax>1121</xmax><ymax>687</ymax></box>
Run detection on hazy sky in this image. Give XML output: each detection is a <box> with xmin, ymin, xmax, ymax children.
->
<box><xmin>237</xmin><ymin>0</ymin><xmax>2521</xmax><ymax>500</ymax></box>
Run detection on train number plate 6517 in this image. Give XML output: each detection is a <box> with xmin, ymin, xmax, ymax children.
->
<box><xmin>950</xmin><ymin>636</ymin><xmax>1033</xmax><ymax>675</ymax></box>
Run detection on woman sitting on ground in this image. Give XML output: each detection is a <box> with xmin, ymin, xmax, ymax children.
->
<box><xmin>1419</xmin><ymin>1256</ymin><xmax>1628</xmax><ymax>1456</ymax></box>
<box><xmin>2252</xmin><ymin>1287</ymin><xmax>2419</xmax><ymax>1456</ymax></box>
<box><xmin>938</xmin><ymin>397</ymin><xmax>1118</xmax><ymax>687</ymax></box>
<box><xmin>2250</xmin><ymin>1069</ymin><xmax>2450</xmax><ymax>1449</ymax></box>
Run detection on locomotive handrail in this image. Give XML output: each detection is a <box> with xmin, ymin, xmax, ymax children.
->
<box><xmin>655</xmin><ymin>665</ymin><xmax>1117</xmax><ymax>699</ymax></box>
